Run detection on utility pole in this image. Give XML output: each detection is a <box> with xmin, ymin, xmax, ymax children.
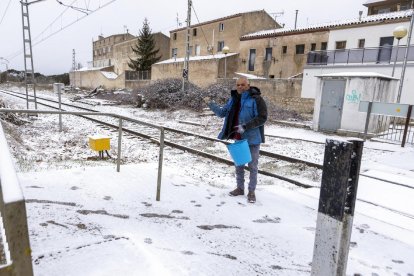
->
<box><xmin>396</xmin><ymin>3</ymin><xmax>414</xmax><ymax>103</ymax></box>
<box><xmin>182</xmin><ymin>0</ymin><xmax>192</xmax><ymax>91</ymax></box>
<box><xmin>20</xmin><ymin>0</ymin><xmax>46</xmax><ymax>111</ymax></box>
<box><xmin>72</xmin><ymin>49</ymin><xmax>76</xmax><ymax>70</ymax></box>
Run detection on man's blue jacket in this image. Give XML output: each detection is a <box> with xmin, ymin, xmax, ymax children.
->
<box><xmin>208</xmin><ymin>86</ymin><xmax>267</xmax><ymax>145</ymax></box>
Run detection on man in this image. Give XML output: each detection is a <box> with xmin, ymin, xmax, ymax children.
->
<box><xmin>205</xmin><ymin>77</ymin><xmax>267</xmax><ymax>203</ymax></box>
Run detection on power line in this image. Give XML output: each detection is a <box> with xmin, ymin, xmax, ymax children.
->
<box><xmin>55</xmin><ymin>0</ymin><xmax>91</xmax><ymax>14</ymax></box>
<box><xmin>6</xmin><ymin>0</ymin><xmax>118</xmax><ymax>62</ymax></box>
<box><xmin>0</xmin><ymin>0</ymin><xmax>13</xmax><ymax>26</ymax></box>
<box><xmin>32</xmin><ymin>0</ymin><xmax>76</xmax><ymax>42</ymax></box>
<box><xmin>191</xmin><ymin>3</ymin><xmax>215</xmax><ymax>57</ymax></box>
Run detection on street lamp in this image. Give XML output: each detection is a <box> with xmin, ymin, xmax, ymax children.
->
<box><xmin>222</xmin><ymin>46</ymin><xmax>230</xmax><ymax>78</ymax></box>
<box><xmin>391</xmin><ymin>26</ymin><xmax>408</xmax><ymax>77</ymax></box>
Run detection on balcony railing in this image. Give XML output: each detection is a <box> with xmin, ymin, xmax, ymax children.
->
<box><xmin>307</xmin><ymin>45</ymin><xmax>414</xmax><ymax>65</ymax></box>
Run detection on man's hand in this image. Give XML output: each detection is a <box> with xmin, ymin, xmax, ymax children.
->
<box><xmin>235</xmin><ymin>124</ymin><xmax>246</xmax><ymax>134</ymax></box>
<box><xmin>202</xmin><ymin>96</ymin><xmax>211</xmax><ymax>104</ymax></box>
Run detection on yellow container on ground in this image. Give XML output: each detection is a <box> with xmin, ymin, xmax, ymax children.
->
<box><xmin>88</xmin><ymin>135</ymin><xmax>111</xmax><ymax>151</ymax></box>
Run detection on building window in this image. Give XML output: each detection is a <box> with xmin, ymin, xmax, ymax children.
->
<box><xmin>265</xmin><ymin>48</ymin><xmax>272</xmax><ymax>61</ymax></box>
<box><xmin>218</xmin><ymin>41</ymin><xmax>225</xmax><ymax>52</ymax></box>
<box><xmin>219</xmin><ymin>22</ymin><xmax>224</xmax><ymax>32</ymax></box>
<box><xmin>248</xmin><ymin>49</ymin><xmax>256</xmax><ymax>71</ymax></box>
<box><xmin>335</xmin><ymin>41</ymin><xmax>347</xmax><ymax>50</ymax></box>
<box><xmin>195</xmin><ymin>44</ymin><xmax>201</xmax><ymax>56</ymax></box>
<box><xmin>311</xmin><ymin>43</ymin><xmax>316</xmax><ymax>51</ymax></box>
<box><xmin>173</xmin><ymin>33</ymin><xmax>177</xmax><ymax>40</ymax></box>
<box><xmin>358</xmin><ymin>39</ymin><xmax>365</xmax><ymax>48</ymax></box>
<box><xmin>400</xmin><ymin>3</ymin><xmax>411</xmax><ymax>10</ymax></box>
<box><xmin>171</xmin><ymin>48</ymin><xmax>177</xmax><ymax>58</ymax></box>
<box><xmin>378</xmin><ymin>8</ymin><xmax>391</xmax><ymax>14</ymax></box>
<box><xmin>321</xmin><ymin>42</ymin><xmax>327</xmax><ymax>51</ymax></box>
<box><xmin>193</xmin><ymin>28</ymin><xmax>197</xmax><ymax>36</ymax></box>
<box><xmin>295</xmin><ymin>44</ymin><xmax>305</xmax><ymax>54</ymax></box>
<box><xmin>282</xmin><ymin>46</ymin><xmax>287</xmax><ymax>54</ymax></box>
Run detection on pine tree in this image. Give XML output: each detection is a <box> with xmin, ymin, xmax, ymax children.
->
<box><xmin>128</xmin><ymin>18</ymin><xmax>161</xmax><ymax>71</ymax></box>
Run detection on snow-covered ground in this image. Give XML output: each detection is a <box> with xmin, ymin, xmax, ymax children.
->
<box><xmin>1</xmin><ymin>87</ymin><xmax>414</xmax><ymax>275</ymax></box>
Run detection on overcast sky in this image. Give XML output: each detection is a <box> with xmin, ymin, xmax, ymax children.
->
<box><xmin>0</xmin><ymin>0</ymin><xmax>367</xmax><ymax>75</ymax></box>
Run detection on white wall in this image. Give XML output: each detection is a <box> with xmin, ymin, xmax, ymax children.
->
<box><xmin>302</xmin><ymin>64</ymin><xmax>414</xmax><ymax>104</ymax></box>
<box><xmin>312</xmin><ymin>77</ymin><xmax>398</xmax><ymax>132</ymax></box>
<box><xmin>328</xmin><ymin>21</ymin><xmax>411</xmax><ymax>49</ymax></box>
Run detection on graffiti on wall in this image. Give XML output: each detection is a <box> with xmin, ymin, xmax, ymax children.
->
<box><xmin>346</xmin><ymin>89</ymin><xmax>361</xmax><ymax>103</ymax></box>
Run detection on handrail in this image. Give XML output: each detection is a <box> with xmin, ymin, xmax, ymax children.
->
<box><xmin>0</xmin><ymin>108</ymin><xmax>165</xmax><ymax>201</ymax></box>
<box><xmin>0</xmin><ymin>122</ymin><xmax>34</xmax><ymax>275</ymax></box>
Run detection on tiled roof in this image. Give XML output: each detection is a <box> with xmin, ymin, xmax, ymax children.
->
<box><xmin>241</xmin><ymin>9</ymin><xmax>413</xmax><ymax>40</ymax></box>
<box><xmin>364</xmin><ymin>0</ymin><xmax>387</xmax><ymax>6</ymax></box>
<box><xmin>170</xmin><ymin>10</ymin><xmax>265</xmax><ymax>32</ymax></box>
<box><xmin>155</xmin><ymin>53</ymin><xmax>238</xmax><ymax>65</ymax></box>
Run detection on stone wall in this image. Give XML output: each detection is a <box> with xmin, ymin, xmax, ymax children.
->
<box><xmin>251</xmin><ymin>79</ymin><xmax>314</xmax><ymax>114</ymax></box>
<box><xmin>218</xmin><ymin>78</ymin><xmax>314</xmax><ymax>114</ymax></box>
<box><xmin>70</xmin><ymin>69</ymin><xmax>125</xmax><ymax>90</ymax></box>
<box><xmin>125</xmin><ymin>80</ymin><xmax>151</xmax><ymax>90</ymax></box>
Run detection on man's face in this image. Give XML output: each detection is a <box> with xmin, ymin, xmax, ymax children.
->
<box><xmin>236</xmin><ymin>79</ymin><xmax>250</xmax><ymax>94</ymax></box>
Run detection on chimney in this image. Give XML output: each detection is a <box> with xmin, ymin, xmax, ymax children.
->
<box><xmin>359</xmin><ymin>11</ymin><xmax>363</xmax><ymax>21</ymax></box>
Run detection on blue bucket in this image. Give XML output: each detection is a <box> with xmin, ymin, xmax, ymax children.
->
<box><xmin>226</xmin><ymin>139</ymin><xmax>252</xmax><ymax>166</ymax></box>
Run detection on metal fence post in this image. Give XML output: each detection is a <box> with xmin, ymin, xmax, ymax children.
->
<box><xmin>53</xmin><ymin>83</ymin><xmax>64</xmax><ymax>131</ymax></box>
<box><xmin>362</xmin><ymin>47</ymin><xmax>365</xmax><ymax>64</ymax></box>
<box><xmin>117</xmin><ymin>117</ymin><xmax>122</xmax><ymax>172</ymax></box>
<box><xmin>401</xmin><ymin>105</ymin><xmax>413</xmax><ymax>147</ymax></box>
<box><xmin>311</xmin><ymin>139</ymin><xmax>354</xmax><ymax>276</ymax></box>
<box><xmin>363</xmin><ymin>101</ymin><xmax>372</xmax><ymax>141</ymax></box>
<box><xmin>156</xmin><ymin>127</ymin><xmax>165</xmax><ymax>201</ymax></box>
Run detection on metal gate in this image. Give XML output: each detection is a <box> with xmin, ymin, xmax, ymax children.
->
<box><xmin>319</xmin><ymin>79</ymin><xmax>346</xmax><ymax>131</ymax></box>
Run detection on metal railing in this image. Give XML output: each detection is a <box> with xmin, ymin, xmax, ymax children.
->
<box><xmin>0</xmin><ymin>109</ymin><xmax>165</xmax><ymax>201</ymax></box>
<box><xmin>0</xmin><ymin>122</ymin><xmax>34</xmax><ymax>275</ymax></box>
<box><xmin>360</xmin><ymin>102</ymin><xmax>414</xmax><ymax>147</ymax></box>
<box><xmin>125</xmin><ymin>70</ymin><xmax>151</xmax><ymax>80</ymax></box>
<box><xmin>374</xmin><ymin>115</ymin><xmax>414</xmax><ymax>145</ymax></box>
<box><xmin>307</xmin><ymin>45</ymin><xmax>414</xmax><ymax>65</ymax></box>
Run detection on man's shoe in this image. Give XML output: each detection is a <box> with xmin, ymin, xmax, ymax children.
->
<box><xmin>247</xmin><ymin>191</ymin><xmax>256</xmax><ymax>203</ymax></box>
<box><xmin>229</xmin><ymin>188</ymin><xmax>244</xmax><ymax>196</ymax></box>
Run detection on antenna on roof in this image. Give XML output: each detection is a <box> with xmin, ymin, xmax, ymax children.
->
<box><xmin>270</xmin><ymin>11</ymin><xmax>284</xmax><ymax>46</ymax></box>
<box><xmin>270</xmin><ymin>11</ymin><xmax>284</xmax><ymax>27</ymax></box>
<box><xmin>176</xmin><ymin>13</ymin><xmax>182</xmax><ymax>28</ymax></box>
<box><xmin>294</xmin><ymin>10</ymin><xmax>299</xmax><ymax>30</ymax></box>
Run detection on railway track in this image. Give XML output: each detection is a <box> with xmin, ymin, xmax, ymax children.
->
<box><xmin>0</xmin><ymin>88</ymin><xmax>323</xmax><ymax>188</ymax></box>
<box><xmin>1</xmin><ymin>88</ymin><xmax>414</xmax><ymax>221</ymax></box>
<box><xmin>0</xmin><ymin>88</ymin><xmax>410</xmax><ymax>190</ymax></box>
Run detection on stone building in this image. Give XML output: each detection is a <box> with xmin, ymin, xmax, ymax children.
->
<box><xmin>93</xmin><ymin>32</ymin><xmax>170</xmax><ymax>75</ymax></box>
<box><xmin>152</xmin><ymin>10</ymin><xmax>280</xmax><ymax>86</ymax></box>
<box><xmin>71</xmin><ymin>31</ymin><xmax>170</xmax><ymax>89</ymax></box>
<box><xmin>238</xmin><ymin>28</ymin><xmax>329</xmax><ymax>79</ymax></box>
<box><xmin>169</xmin><ymin>10</ymin><xmax>280</xmax><ymax>58</ymax></box>
<box><xmin>93</xmin><ymin>33</ymin><xmax>135</xmax><ymax>68</ymax></box>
